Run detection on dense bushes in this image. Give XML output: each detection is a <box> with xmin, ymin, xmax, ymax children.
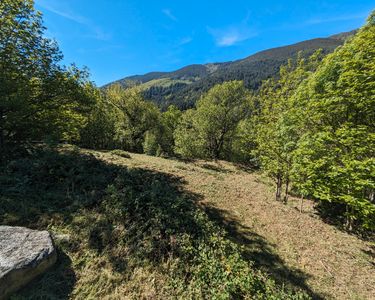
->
<box><xmin>79</xmin><ymin>85</ymin><xmax>180</xmax><ymax>157</ymax></box>
<box><xmin>174</xmin><ymin>81</ymin><xmax>251</xmax><ymax>160</ymax></box>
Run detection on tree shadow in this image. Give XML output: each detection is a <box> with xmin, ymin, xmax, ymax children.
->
<box><xmin>233</xmin><ymin>162</ymin><xmax>259</xmax><ymax>173</ymax></box>
<box><xmin>203</xmin><ymin>205</ymin><xmax>326</xmax><ymax>300</ymax></box>
<box><xmin>11</xmin><ymin>250</ymin><xmax>76</xmax><ymax>300</ymax></box>
<box><xmin>301</xmin><ymin>198</ymin><xmax>375</xmax><ymax>241</ymax></box>
<box><xmin>1</xmin><ymin>146</ymin><xmax>324</xmax><ymax>298</ymax></box>
<box><xmin>199</xmin><ymin>163</ymin><xmax>233</xmax><ymax>173</ymax></box>
<box><xmin>362</xmin><ymin>244</ymin><xmax>375</xmax><ymax>267</ymax></box>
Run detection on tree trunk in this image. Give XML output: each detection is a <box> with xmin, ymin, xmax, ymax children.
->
<box><xmin>214</xmin><ymin>129</ymin><xmax>226</xmax><ymax>161</ymax></box>
<box><xmin>275</xmin><ymin>175</ymin><xmax>282</xmax><ymax>201</ymax></box>
<box><xmin>345</xmin><ymin>205</ymin><xmax>353</xmax><ymax>231</ymax></box>
<box><xmin>368</xmin><ymin>189</ymin><xmax>374</xmax><ymax>203</ymax></box>
<box><xmin>283</xmin><ymin>178</ymin><xmax>289</xmax><ymax>204</ymax></box>
<box><xmin>0</xmin><ymin>128</ymin><xmax>3</xmax><ymax>156</ymax></box>
<box><xmin>299</xmin><ymin>196</ymin><xmax>304</xmax><ymax>213</ymax></box>
<box><xmin>213</xmin><ymin>146</ymin><xmax>220</xmax><ymax>161</ymax></box>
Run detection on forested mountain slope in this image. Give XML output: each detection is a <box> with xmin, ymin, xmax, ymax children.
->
<box><xmin>105</xmin><ymin>31</ymin><xmax>356</xmax><ymax>109</ymax></box>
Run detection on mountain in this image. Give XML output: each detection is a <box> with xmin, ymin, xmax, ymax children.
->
<box><xmin>104</xmin><ymin>30</ymin><xmax>356</xmax><ymax>110</ymax></box>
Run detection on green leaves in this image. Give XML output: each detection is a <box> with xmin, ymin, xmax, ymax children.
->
<box><xmin>81</xmin><ymin>84</ymin><xmax>165</xmax><ymax>154</ymax></box>
<box><xmin>175</xmin><ymin>80</ymin><xmax>251</xmax><ymax>160</ymax></box>
<box><xmin>0</xmin><ymin>0</ymin><xmax>94</xmax><ymax>153</ymax></box>
<box><xmin>292</xmin><ymin>15</ymin><xmax>375</xmax><ymax>231</ymax></box>
<box><xmin>249</xmin><ymin>11</ymin><xmax>375</xmax><ymax>230</ymax></box>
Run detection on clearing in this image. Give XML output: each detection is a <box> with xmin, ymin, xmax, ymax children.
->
<box><xmin>96</xmin><ymin>150</ymin><xmax>375</xmax><ymax>299</ymax></box>
<box><xmin>2</xmin><ymin>147</ymin><xmax>374</xmax><ymax>299</ymax></box>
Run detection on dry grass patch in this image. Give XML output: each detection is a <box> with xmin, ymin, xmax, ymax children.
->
<box><xmin>2</xmin><ymin>146</ymin><xmax>308</xmax><ymax>299</ymax></box>
<box><xmin>97</xmin><ymin>151</ymin><xmax>375</xmax><ymax>300</ymax></box>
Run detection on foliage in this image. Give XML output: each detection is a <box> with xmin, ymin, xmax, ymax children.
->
<box><xmin>159</xmin><ymin>105</ymin><xmax>182</xmax><ymax>155</ymax></box>
<box><xmin>142</xmin><ymin>104</ymin><xmax>183</xmax><ymax>157</ymax></box>
<box><xmin>0</xmin><ymin>0</ymin><xmax>94</xmax><ymax>156</ymax></box>
<box><xmin>253</xmin><ymin>52</ymin><xmax>323</xmax><ymax>201</ymax></box>
<box><xmin>79</xmin><ymin>88</ymin><xmax>118</xmax><ymax>150</ymax></box>
<box><xmin>175</xmin><ymin>81</ymin><xmax>251</xmax><ymax>160</ymax></box>
<box><xmin>231</xmin><ymin>114</ymin><xmax>259</xmax><ymax>165</ymax></box>
<box><xmin>292</xmin><ymin>15</ymin><xmax>375</xmax><ymax>230</ymax></box>
<box><xmin>174</xmin><ymin>109</ymin><xmax>204</xmax><ymax>158</ymax></box>
<box><xmin>142</xmin><ymin>130</ymin><xmax>161</xmax><ymax>156</ymax></box>
<box><xmin>101</xmin><ymin>84</ymin><xmax>162</xmax><ymax>153</ymax></box>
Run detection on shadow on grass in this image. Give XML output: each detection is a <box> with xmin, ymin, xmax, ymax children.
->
<box><xmin>11</xmin><ymin>250</ymin><xmax>76</xmax><ymax>300</ymax></box>
<box><xmin>1</xmin><ymin>146</ymin><xmax>322</xmax><ymax>298</ymax></box>
<box><xmin>199</xmin><ymin>163</ymin><xmax>233</xmax><ymax>173</ymax></box>
<box><xmin>301</xmin><ymin>198</ymin><xmax>375</xmax><ymax>241</ymax></box>
<box><xmin>203</xmin><ymin>205</ymin><xmax>325</xmax><ymax>300</ymax></box>
<box><xmin>362</xmin><ymin>245</ymin><xmax>375</xmax><ymax>267</ymax></box>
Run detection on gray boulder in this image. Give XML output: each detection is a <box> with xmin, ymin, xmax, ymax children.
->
<box><xmin>0</xmin><ymin>226</ymin><xmax>57</xmax><ymax>299</ymax></box>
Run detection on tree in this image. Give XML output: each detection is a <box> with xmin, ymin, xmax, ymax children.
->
<box><xmin>253</xmin><ymin>53</ymin><xmax>322</xmax><ymax>201</ymax></box>
<box><xmin>104</xmin><ymin>84</ymin><xmax>161</xmax><ymax>153</ymax></box>
<box><xmin>175</xmin><ymin>81</ymin><xmax>250</xmax><ymax>160</ymax></box>
<box><xmin>159</xmin><ymin>105</ymin><xmax>182</xmax><ymax>155</ymax></box>
<box><xmin>292</xmin><ymin>13</ymin><xmax>375</xmax><ymax>230</ymax></box>
<box><xmin>0</xmin><ymin>0</ymin><xmax>94</xmax><ymax>156</ymax></box>
<box><xmin>79</xmin><ymin>88</ymin><xmax>118</xmax><ymax>150</ymax></box>
<box><xmin>174</xmin><ymin>109</ymin><xmax>203</xmax><ymax>158</ymax></box>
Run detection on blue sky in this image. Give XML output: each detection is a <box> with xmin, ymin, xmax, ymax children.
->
<box><xmin>35</xmin><ymin>0</ymin><xmax>374</xmax><ymax>86</ymax></box>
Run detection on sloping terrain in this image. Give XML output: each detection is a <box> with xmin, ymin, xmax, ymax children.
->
<box><xmin>105</xmin><ymin>31</ymin><xmax>356</xmax><ymax>109</ymax></box>
<box><xmin>2</xmin><ymin>147</ymin><xmax>373</xmax><ymax>299</ymax></box>
<box><xmin>106</xmin><ymin>151</ymin><xmax>374</xmax><ymax>300</ymax></box>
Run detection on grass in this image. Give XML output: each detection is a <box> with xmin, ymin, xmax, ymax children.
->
<box><xmin>1</xmin><ymin>145</ymin><xmax>374</xmax><ymax>299</ymax></box>
<box><xmin>139</xmin><ymin>78</ymin><xmax>193</xmax><ymax>89</ymax></box>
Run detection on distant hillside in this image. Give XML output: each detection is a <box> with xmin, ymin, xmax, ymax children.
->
<box><xmin>104</xmin><ymin>30</ymin><xmax>356</xmax><ymax>109</ymax></box>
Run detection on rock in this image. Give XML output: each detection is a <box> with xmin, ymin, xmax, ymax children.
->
<box><xmin>0</xmin><ymin>226</ymin><xmax>57</xmax><ymax>299</ymax></box>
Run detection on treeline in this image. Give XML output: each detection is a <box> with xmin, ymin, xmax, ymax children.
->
<box><xmin>1</xmin><ymin>1</ymin><xmax>374</xmax><ymax>232</ymax></box>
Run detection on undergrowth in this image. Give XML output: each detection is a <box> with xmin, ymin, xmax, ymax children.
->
<box><xmin>0</xmin><ymin>146</ymin><xmax>309</xmax><ymax>299</ymax></box>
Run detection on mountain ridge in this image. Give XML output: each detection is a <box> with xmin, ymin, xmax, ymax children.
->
<box><xmin>104</xmin><ymin>30</ymin><xmax>357</xmax><ymax>109</ymax></box>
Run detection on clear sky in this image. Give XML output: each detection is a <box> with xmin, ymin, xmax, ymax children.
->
<box><xmin>35</xmin><ymin>0</ymin><xmax>374</xmax><ymax>86</ymax></box>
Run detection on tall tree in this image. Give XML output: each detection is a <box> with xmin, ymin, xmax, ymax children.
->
<box><xmin>159</xmin><ymin>105</ymin><xmax>182</xmax><ymax>155</ymax></box>
<box><xmin>79</xmin><ymin>87</ymin><xmax>118</xmax><ymax>150</ymax></box>
<box><xmin>292</xmin><ymin>12</ymin><xmax>375</xmax><ymax>230</ymax></box>
<box><xmin>175</xmin><ymin>81</ymin><xmax>250</xmax><ymax>160</ymax></box>
<box><xmin>174</xmin><ymin>109</ymin><xmax>203</xmax><ymax>158</ymax></box>
<box><xmin>0</xmin><ymin>0</ymin><xmax>94</xmax><ymax>156</ymax></box>
<box><xmin>105</xmin><ymin>84</ymin><xmax>161</xmax><ymax>153</ymax></box>
<box><xmin>254</xmin><ymin>53</ymin><xmax>322</xmax><ymax>201</ymax></box>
